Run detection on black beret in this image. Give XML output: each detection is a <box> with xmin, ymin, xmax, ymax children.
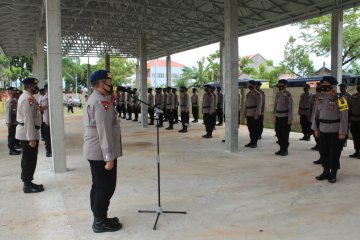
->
<box><xmin>171</xmin><ymin>88</ymin><xmax>177</xmax><ymax>91</ymax></box>
<box><xmin>216</xmin><ymin>86</ymin><xmax>222</xmax><ymax>90</ymax></box>
<box><xmin>147</xmin><ymin>87</ymin><xmax>153</xmax><ymax>91</ymax></box>
<box><xmin>6</xmin><ymin>86</ymin><xmax>16</xmax><ymax>91</ymax></box>
<box><xmin>248</xmin><ymin>80</ymin><xmax>257</xmax><ymax>85</ymax></box>
<box><xmin>192</xmin><ymin>88</ymin><xmax>197</xmax><ymax>91</ymax></box>
<box><xmin>304</xmin><ymin>84</ymin><xmax>310</xmax><ymax>88</ymax></box>
<box><xmin>278</xmin><ymin>79</ymin><xmax>288</xmax><ymax>84</ymax></box>
<box><xmin>257</xmin><ymin>81</ymin><xmax>262</xmax><ymax>87</ymax></box>
<box><xmin>22</xmin><ymin>78</ymin><xmax>39</xmax><ymax>84</ymax></box>
<box><xmin>155</xmin><ymin>88</ymin><xmax>161</xmax><ymax>91</ymax></box>
<box><xmin>133</xmin><ymin>88</ymin><xmax>137</xmax><ymax>91</ymax></box>
<box><xmin>90</xmin><ymin>70</ymin><xmax>112</xmax><ymax>82</ymax></box>
<box><xmin>44</xmin><ymin>84</ymin><xmax>48</xmax><ymax>88</ymax></box>
<box><xmin>127</xmin><ymin>87</ymin><xmax>132</xmax><ymax>90</ymax></box>
<box><xmin>339</xmin><ymin>83</ymin><xmax>347</xmax><ymax>88</ymax></box>
<box><xmin>203</xmin><ymin>84</ymin><xmax>211</xmax><ymax>88</ymax></box>
<box><xmin>321</xmin><ymin>76</ymin><xmax>338</xmax><ymax>85</ymax></box>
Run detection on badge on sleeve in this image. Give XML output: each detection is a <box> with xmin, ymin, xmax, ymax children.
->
<box><xmin>101</xmin><ymin>100</ymin><xmax>110</xmax><ymax>111</ymax></box>
<box><xmin>27</xmin><ymin>97</ymin><xmax>33</xmax><ymax>106</ymax></box>
<box><xmin>338</xmin><ymin>97</ymin><xmax>348</xmax><ymax>111</ymax></box>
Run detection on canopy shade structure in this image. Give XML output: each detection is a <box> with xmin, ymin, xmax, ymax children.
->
<box><xmin>0</xmin><ymin>0</ymin><xmax>359</xmax><ymax>58</ymax></box>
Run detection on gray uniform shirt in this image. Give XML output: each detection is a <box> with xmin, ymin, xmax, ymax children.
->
<box><xmin>155</xmin><ymin>92</ymin><xmax>163</xmax><ymax>109</ymax></box>
<box><xmin>274</xmin><ymin>90</ymin><xmax>294</xmax><ymax>121</ymax></box>
<box><xmin>5</xmin><ymin>96</ymin><xmax>17</xmax><ymax>125</ymax></box>
<box><xmin>148</xmin><ymin>93</ymin><xmax>155</xmax><ymax>108</ymax></box>
<box><xmin>166</xmin><ymin>92</ymin><xmax>175</xmax><ymax>110</ymax></box>
<box><xmin>15</xmin><ymin>90</ymin><xmax>42</xmax><ymax>141</ymax></box>
<box><xmin>202</xmin><ymin>92</ymin><xmax>215</xmax><ymax>114</ymax></box>
<box><xmin>311</xmin><ymin>93</ymin><xmax>348</xmax><ymax>134</ymax></box>
<box><xmin>42</xmin><ymin>94</ymin><xmax>50</xmax><ymax>126</ymax></box>
<box><xmin>245</xmin><ymin>90</ymin><xmax>262</xmax><ymax>117</ymax></box>
<box><xmin>179</xmin><ymin>92</ymin><xmax>190</xmax><ymax>112</ymax></box>
<box><xmin>349</xmin><ymin>92</ymin><xmax>360</xmax><ymax>122</ymax></box>
<box><xmin>298</xmin><ymin>92</ymin><xmax>314</xmax><ymax>119</ymax></box>
<box><xmin>126</xmin><ymin>92</ymin><xmax>132</xmax><ymax>105</ymax></box>
<box><xmin>216</xmin><ymin>92</ymin><xmax>223</xmax><ymax>109</ymax></box>
<box><xmin>83</xmin><ymin>90</ymin><xmax>122</xmax><ymax>161</ymax></box>
<box><xmin>191</xmin><ymin>93</ymin><xmax>199</xmax><ymax>107</ymax></box>
<box><xmin>259</xmin><ymin>90</ymin><xmax>265</xmax><ymax>115</ymax></box>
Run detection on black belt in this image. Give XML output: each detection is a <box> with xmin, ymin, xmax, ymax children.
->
<box><xmin>319</xmin><ymin>119</ymin><xmax>340</xmax><ymax>124</ymax></box>
<box><xmin>203</xmin><ymin>106</ymin><xmax>210</xmax><ymax>108</ymax></box>
<box><xmin>180</xmin><ymin>105</ymin><xmax>187</xmax><ymax>107</ymax></box>
<box><xmin>19</xmin><ymin>123</ymin><xmax>41</xmax><ymax>130</ymax></box>
<box><xmin>246</xmin><ymin>106</ymin><xmax>257</xmax><ymax>109</ymax></box>
<box><xmin>299</xmin><ymin>107</ymin><xmax>309</xmax><ymax>110</ymax></box>
<box><xmin>276</xmin><ymin>110</ymin><xmax>289</xmax><ymax>113</ymax></box>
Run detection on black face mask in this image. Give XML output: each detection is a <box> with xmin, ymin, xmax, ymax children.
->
<box><xmin>32</xmin><ymin>86</ymin><xmax>39</xmax><ymax>94</ymax></box>
<box><xmin>103</xmin><ymin>82</ymin><xmax>113</xmax><ymax>95</ymax></box>
<box><xmin>340</xmin><ymin>88</ymin><xmax>346</xmax><ymax>93</ymax></box>
<box><xmin>316</xmin><ymin>87</ymin><xmax>321</xmax><ymax>93</ymax></box>
<box><xmin>357</xmin><ymin>87</ymin><xmax>360</xmax><ymax>92</ymax></box>
<box><xmin>180</xmin><ymin>90</ymin><xmax>184</xmax><ymax>93</ymax></box>
<box><xmin>248</xmin><ymin>86</ymin><xmax>254</xmax><ymax>91</ymax></box>
<box><xmin>303</xmin><ymin>87</ymin><xmax>309</xmax><ymax>92</ymax></box>
<box><xmin>204</xmin><ymin>89</ymin><xmax>209</xmax><ymax>92</ymax></box>
<box><xmin>321</xmin><ymin>85</ymin><xmax>332</xmax><ymax>92</ymax></box>
<box><xmin>278</xmin><ymin>86</ymin><xmax>285</xmax><ymax>91</ymax></box>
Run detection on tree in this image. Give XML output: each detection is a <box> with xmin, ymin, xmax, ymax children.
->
<box><xmin>96</xmin><ymin>57</ymin><xmax>136</xmax><ymax>86</ymax></box>
<box><xmin>281</xmin><ymin>36</ymin><xmax>315</xmax><ymax>77</ymax></box>
<box><xmin>10</xmin><ymin>56</ymin><xmax>33</xmax><ymax>81</ymax></box>
<box><xmin>179</xmin><ymin>57</ymin><xmax>210</xmax><ymax>87</ymax></box>
<box><xmin>295</xmin><ymin>7</ymin><xmax>360</xmax><ymax>67</ymax></box>
<box><xmin>0</xmin><ymin>54</ymin><xmax>11</xmax><ymax>86</ymax></box>
<box><xmin>239</xmin><ymin>57</ymin><xmax>257</xmax><ymax>75</ymax></box>
<box><xmin>62</xmin><ymin>57</ymin><xmax>83</xmax><ymax>93</ymax></box>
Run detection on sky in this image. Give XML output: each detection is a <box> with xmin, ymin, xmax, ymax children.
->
<box><xmin>81</xmin><ymin>24</ymin><xmax>330</xmax><ymax>70</ymax></box>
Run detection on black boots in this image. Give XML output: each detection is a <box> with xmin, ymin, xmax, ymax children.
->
<box><xmin>178</xmin><ymin>128</ymin><xmax>187</xmax><ymax>133</ymax></box>
<box><xmin>23</xmin><ymin>182</ymin><xmax>44</xmax><ymax>193</ymax></box>
<box><xmin>349</xmin><ymin>150</ymin><xmax>359</xmax><ymax>158</ymax></box>
<box><xmin>315</xmin><ymin>170</ymin><xmax>329</xmax><ymax>181</ymax></box>
<box><xmin>275</xmin><ymin>147</ymin><xmax>288</xmax><ymax>156</ymax></box>
<box><xmin>9</xmin><ymin>149</ymin><xmax>21</xmax><ymax>155</ymax></box>
<box><xmin>245</xmin><ymin>141</ymin><xmax>257</xmax><ymax>148</ymax></box>
<box><xmin>313</xmin><ymin>159</ymin><xmax>322</xmax><ymax>164</ymax></box>
<box><xmin>328</xmin><ymin>170</ymin><xmax>337</xmax><ymax>183</ymax></box>
<box><xmin>92</xmin><ymin>217</ymin><xmax>122</xmax><ymax>233</ymax></box>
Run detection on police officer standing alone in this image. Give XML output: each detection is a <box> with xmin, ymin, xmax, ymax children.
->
<box><xmin>5</xmin><ymin>87</ymin><xmax>21</xmax><ymax>155</ymax></box>
<box><xmin>191</xmin><ymin>88</ymin><xmax>199</xmax><ymax>123</ymax></box>
<box><xmin>349</xmin><ymin>81</ymin><xmax>360</xmax><ymax>159</ymax></box>
<box><xmin>312</xmin><ymin>76</ymin><xmax>348</xmax><ymax>183</ymax></box>
<box><xmin>16</xmin><ymin>78</ymin><xmax>44</xmax><ymax>193</ymax></box>
<box><xmin>298</xmin><ymin>84</ymin><xmax>313</xmax><ymax>141</ymax></box>
<box><xmin>147</xmin><ymin>87</ymin><xmax>155</xmax><ymax>125</ymax></box>
<box><xmin>84</xmin><ymin>70</ymin><xmax>122</xmax><ymax>233</ymax></box>
<box><xmin>274</xmin><ymin>79</ymin><xmax>293</xmax><ymax>156</ymax></box>
<box><xmin>40</xmin><ymin>84</ymin><xmax>52</xmax><ymax>157</ymax></box>
<box><xmin>244</xmin><ymin>80</ymin><xmax>262</xmax><ymax>148</ymax></box>
<box><xmin>179</xmin><ymin>86</ymin><xmax>190</xmax><ymax>133</ymax></box>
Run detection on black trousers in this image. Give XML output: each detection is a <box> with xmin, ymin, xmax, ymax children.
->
<box><xmin>319</xmin><ymin>132</ymin><xmax>343</xmax><ymax>171</ymax></box>
<box><xmin>21</xmin><ymin>140</ymin><xmax>39</xmax><ymax>184</ymax></box>
<box><xmin>180</xmin><ymin>111</ymin><xmax>189</xmax><ymax>129</ymax></box>
<box><xmin>89</xmin><ymin>159</ymin><xmax>117</xmax><ymax>220</ymax></box>
<box><xmin>8</xmin><ymin>125</ymin><xmax>16</xmax><ymax>151</ymax></box>
<box><xmin>116</xmin><ymin>104</ymin><xmax>121</xmax><ymax>116</ymax></box>
<box><xmin>216</xmin><ymin>108</ymin><xmax>224</xmax><ymax>124</ymax></box>
<box><xmin>259</xmin><ymin>115</ymin><xmax>264</xmax><ymax>137</ymax></box>
<box><xmin>44</xmin><ymin>125</ymin><xmax>52</xmax><ymax>154</ymax></box>
<box><xmin>120</xmin><ymin>104</ymin><xmax>126</xmax><ymax>118</ymax></box>
<box><xmin>167</xmin><ymin>110</ymin><xmax>174</xmax><ymax>127</ymax></box>
<box><xmin>300</xmin><ymin>114</ymin><xmax>312</xmax><ymax>136</ymax></box>
<box><xmin>247</xmin><ymin>116</ymin><xmax>260</xmax><ymax>143</ymax></box>
<box><xmin>68</xmin><ymin>105</ymin><xmax>74</xmax><ymax>113</ymax></box>
<box><xmin>174</xmin><ymin>107</ymin><xmax>179</xmax><ymax>122</ymax></box>
<box><xmin>275</xmin><ymin>117</ymin><xmax>291</xmax><ymax>151</ymax></box>
<box><xmin>148</xmin><ymin>108</ymin><xmax>155</xmax><ymax>124</ymax></box>
<box><xmin>40</xmin><ymin>121</ymin><xmax>45</xmax><ymax>140</ymax></box>
<box><xmin>203</xmin><ymin>113</ymin><xmax>212</xmax><ymax>136</ymax></box>
<box><xmin>127</xmin><ymin>104</ymin><xmax>132</xmax><ymax>119</ymax></box>
<box><xmin>163</xmin><ymin>107</ymin><xmax>168</xmax><ymax>121</ymax></box>
<box><xmin>350</xmin><ymin>121</ymin><xmax>360</xmax><ymax>151</ymax></box>
<box><xmin>133</xmin><ymin>105</ymin><xmax>139</xmax><ymax>120</ymax></box>
<box><xmin>192</xmin><ymin>106</ymin><xmax>199</xmax><ymax>121</ymax></box>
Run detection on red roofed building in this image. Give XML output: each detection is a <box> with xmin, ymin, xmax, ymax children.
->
<box><xmin>147</xmin><ymin>59</ymin><xmax>184</xmax><ymax>86</ymax></box>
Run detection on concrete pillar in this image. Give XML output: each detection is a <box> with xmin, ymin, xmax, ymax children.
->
<box><xmin>224</xmin><ymin>0</ymin><xmax>239</xmax><ymax>152</ymax></box>
<box><xmin>135</xmin><ymin>59</ymin><xmax>140</xmax><ymax>89</ymax></box>
<box><xmin>36</xmin><ymin>29</ymin><xmax>46</xmax><ymax>87</ymax></box>
<box><xmin>105</xmin><ymin>53</ymin><xmax>110</xmax><ymax>71</ymax></box>
<box><xmin>32</xmin><ymin>54</ymin><xmax>38</xmax><ymax>78</ymax></box>
<box><xmin>166</xmin><ymin>55</ymin><xmax>171</xmax><ymax>86</ymax></box>
<box><xmin>87</xmin><ymin>58</ymin><xmax>91</xmax><ymax>96</ymax></box>
<box><xmin>46</xmin><ymin>0</ymin><xmax>67</xmax><ymax>173</ymax></box>
<box><xmin>140</xmin><ymin>34</ymin><xmax>148</xmax><ymax>128</ymax></box>
<box><xmin>220</xmin><ymin>41</ymin><xmax>225</xmax><ymax>88</ymax></box>
<box><xmin>331</xmin><ymin>7</ymin><xmax>343</xmax><ymax>91</ymax></box>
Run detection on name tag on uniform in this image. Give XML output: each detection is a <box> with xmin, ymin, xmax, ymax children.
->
<box><xmin>338</xmin><ymin>97</ymin><xmax>349</xmax><ymax>111</ymax></box>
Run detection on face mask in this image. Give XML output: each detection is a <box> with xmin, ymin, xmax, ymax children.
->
<box><xmin>204</xmin><ymin>89</ymin><xmax>209</xmax><ymax>92</ymax></box>
<box><xmin>103</xmin><ymin>82</ymin><xmax>113</xmax><ymax>95</ymax></box>
<box><xmin>321</xmin><ymin>85</ymin><xmax>332</xmax><ymax>92</ymax></box>
<box><xmin>248</xmin><ymin>86</ymin><xmax>254</xmax><ymax>91</ymax></box>
<box><xmin>32</xmin><ymin>86</ymin><xmax>39</xmax><ymax>94</ymax></box>
<box><xmin>316</xmin><ymin>87</ymin><xmax>321</xmax><ymax>93</ymax></box>
<box><xmin>340</xmin><ymin>88</ymin><xmax>346</xmax><ymax>93</ymax></box>
<box><xmin>278</xmin><ymin>86</ymin><xmax>285</xmax><ymax>91</ymax></box>
<box><xmin>180</xmin><ymin>90</ymin><xmax>184</xmax><ymax>93</ymax></box>
<box><xmin>303</xmin><ymin>87</ymin><xmax>309</xmax><ymax>92</ymax></box>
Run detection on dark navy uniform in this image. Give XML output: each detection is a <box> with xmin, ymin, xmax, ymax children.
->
<box><xmin>312</xmin><ymin>76</ymin><xmax>348</xmax><ymax>183</ymax></box>
<box><xmin>274</xmin><ymin>79</ymin><xmax>293</xmax><ymax>156</ymax></box>
<box><xmin>349</xmin><ymin>82</ymin><xmax>360</xmax><ymax>158</ymax></box>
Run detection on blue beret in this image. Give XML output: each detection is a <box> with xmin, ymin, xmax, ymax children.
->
<box><xmin>22</xmin><ymin>78</ymin><xmax>39</xmax><ymax>84</ymax></box>
<box><xmin>6</xmin><ymin>86</ymin><xmax>16</xmax><ymax>91</ymax></box>
<box><xmin>339</xmin><ymin>83</ymin><xmax>347</xmax><ymax>88</ymax></box>
<box><xmin>172</xmin><ymin>88</ymin><xmax>177</xmax><ymax>91</ymax></box>
<box><xmin>248</xmin><ymin>80</ymin><xmax>257</xmax><ymax>85</ymax></box>
<box><xmin>147</xmin><ymin>87</ymin><xmax>153</xmax><ymax>91</ymax></box>
<box><xmin>216</xmin><ymin>86</ymin><xmax>222</xmax><ymax>90</ymax></box>
<box><xmin>304</xmin><ymin>84</ymin><xmax>310</xmax><ymax>88</ymax></box>
<box><xmin>257</xmin><ymin>81</ymin><xmax>262</xmax><ymax>87</ymax></box>
<box><xmin>321</xmin><ymin>76</ymin><xmax>338</xmax><ymax>85</ymax></box>
<box><xmin>278</xmin><ymin>79</ymin><xmax>288</xmax><ymax>84</ymax></box>
<box><xmin>90</xmin><ymin>70</ymin><xmax>112</xmax><ymax>82</ymax></box>
<box><xmin>203</xmin><ymin>84</ymin><xmax>211</xmax><ymax>88</ymax></box>
<box><xmin>43</xmin><ymin>84</ymin><xmax>48</xmax><ymax>88</ymax></box>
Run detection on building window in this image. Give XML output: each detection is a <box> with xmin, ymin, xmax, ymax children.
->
<box><xmin>152</xmin><ymin>73</ymin><xmax>156</xmax><ymax>78</ymax></box>
<box><xmin>158</xmin><ymin>73</ymin><xmax>165</xmax><ymax>78</ymax></box>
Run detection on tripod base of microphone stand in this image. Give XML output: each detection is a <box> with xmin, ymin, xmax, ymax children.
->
<box><xmin>138</xmin><ymin>207</ymin><xmax>187</xmax><ymax>230</ymax></box>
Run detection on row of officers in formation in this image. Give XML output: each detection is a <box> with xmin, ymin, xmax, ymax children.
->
<box><xmin>4</xmin><ymin>70</ymin><xmax>360</xmax><ymax>233</ymax></box>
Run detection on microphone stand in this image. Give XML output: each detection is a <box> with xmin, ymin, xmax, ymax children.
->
<box><xmin>130</xmin><ymin>94</ymin><xmax>187</xmax><ymax>230</ymax></box>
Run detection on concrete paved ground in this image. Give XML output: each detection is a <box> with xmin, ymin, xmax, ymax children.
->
<box><xmin>1</xmin><ymin>114</ymin><xmax>360</xmax><ymax>240</ymax></box>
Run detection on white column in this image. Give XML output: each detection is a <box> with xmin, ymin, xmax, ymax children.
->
<box><xmin>166</xmin><ymin>55</ymin><xmax>171</xmax><ymax>86</ymax></box>
<box><xmin>140</xmin><ymin>34</ymin><xmax>148</xmax><ymax>128</ymax></box>
<box><xmin>32</xmin><ymin>54</ymin><xmax>38</xmax><ymax>78</ymax></box>
<box><xmin>46</xmin><ymin>0</ymin><xmax>67</xmax><ymax>173</ymax></box>
<box><xmin>87</xmin><ymin>58</ymin><xmax>91</xmax><ymax>96</ymax></box>
<box><xmin>331</xmin><ymin>7</ymin><xmax>343</xmax><ymax>92</ymax></box>
<box><xmin>36</xmin><ymin>29</ymin><xmax>46</xmax><ymax>87</ymax></box>
<box><xmin>220</xmin><ymin>41</ymin><xmax>225</xmax><ymax>88</ymax></box>
<box><xmin>105</xmin><ymin>53</ymin><xmax>110</xmax><ymax>71</ymax></box>
<box><xmin>224</xmin><ymin>0</ymin><xmax>239</xmax><ymax>152</ymax></box>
